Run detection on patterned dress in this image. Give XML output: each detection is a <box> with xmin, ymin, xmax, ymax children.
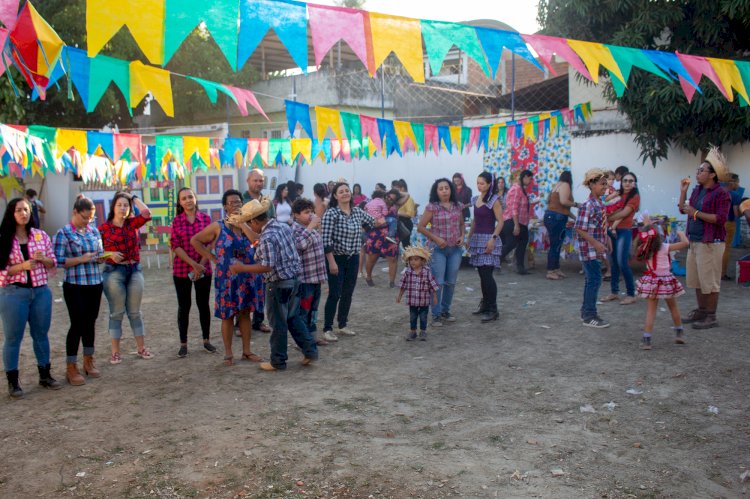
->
<box><xmin>468</xmin><ymin>195</ymin><xmax>503</xmax><ymax>267</ymax></box>
<box><xmin>213</xmin><ymin>221</ymin><xmax>263</xmax><ymax>319</ymax></box>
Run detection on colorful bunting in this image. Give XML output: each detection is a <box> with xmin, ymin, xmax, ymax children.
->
<box><xmin>707</xmin><ymin>57</ymin><xmax>749</xmax><ymax>104</ymax></box>
<box><xmin>86</xmin><ymin>0</ymin><xmax>165</xmax><ymax>64</ymax></box>
<box><xmin>475</xmin><ymin>27</ymin><xmax>542</xmax><ymax>78</ymax></box>
<box><xmin>377</xmin><ymin>118</ymin><xmax>401</xmax><ymax>157</ymax></box>
<box><xmin>237</xmin><ymin>0</ymin><xmax>308</xmax><ymax>72</ymax></box>
<box><xmin>359</xmin><ymin>115</ymin><xmax>382</xmax><ymax>152</ymax></box>
<box><xmin>340</xmin><ymin>111</ymin><xmax>363</xmax><ymax>144</ymax></box>
<box><xmin>368</xmin><ymin>13</ymin><xmax>424</xmax><ymax>83</ymax></box>
<box><xmin>421</xmin><ymin>20</ymin><xmax>491</xmax><ymax>77</ymax></box>
<box><xmin>315</xmin><ymin>106</ymin><xmax>342</xmax><ymax>139</ymax></box>
<box><xmin>183</xmin><ymin>136</ymin><xmax>210</xmax><ymax>167</ymax></box>
<box><xmin>308</xmin><ymin>4</ymin><xmax>372</xmax><ymax>72</ymax></box>
<box><xmin>87</xmin><ymin>131</ymin><xmax>114</xmax><ymax>159</ymax></box>
<box><xmin>285</xmin><ymin>100</ymin><xmax>313</xmax><ymax>138</ymax></box>
<box><xmin>247</xmin><ymin>138</ymin><xmax>269</xmax><ymax>166</ymax></box>
<box><xmin>290</xmin><ymin>138</ymin><xmax>312</xmax><ymax>164</ymax></box>
<box><xmin>185</xmin><ymin>76</ymin><xmax>235</xmax><ymax>105</ymax></box>
<box><xmin>129</xmin><ymin>60</ymin><xmax>174</xmax><ymax>117</ymax></box>
<box><xmin>89</xmin><ymin>53</ymin><xmax>131</xmax><ymax>113</ymax></box>
<box><xmin>164</xmin><ymin>0</ymin><xmax>240</xmax><ymax>70</ymax></box>
<box><xmin>225</xmin><ymin>85</ymin><xmax>268</xmax><ymax>119</ymax></box>
<box><xmin>566</xmin><ymin>40</ymin><xmax>624</xmax><ymax>84</ymax></box>
<box><xmin>0</xmin><ymin>0</ymin><xmax>20</xmax><ymax>30</ymax></box>
<box><xmin>523</xmin><ymin>34</ymin><xmax>592</xmax><ymax>80</ymax></box>
<box><xmin>675</xmin><ymin>52</ymin><xmax>725</xmax><ymax>102</ymax></box>
<box><xmin>55</xmin><ymin>129</ymin><xmax>87</xmax><ymax>159</ymax></box>
<box><xmin>9</xmin><ymin>2</ymin><xmax>64</xmax><ymax>91</ymax></box>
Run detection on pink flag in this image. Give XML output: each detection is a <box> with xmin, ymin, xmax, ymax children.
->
<box><xmin>359</xmin><ymin>115</ymin><xmax>381</xmax><ymax>152</ymax></box>
<box><xmin>330</xmin><ymin>139</ymin><xmax>342</xmax><ymax>161</ymax></box>
<box><xmin>523</xmin><ymin>34</ymin><xmax>592</xmax><ymax>80</ymax></box>
<box><xmin>225</xmin><ymin>85</ymin><xmax>269</xmax><ymax>120</ymax></box>
<box><xmin>423</xmin><ymin>124</ymin><xmax>439</xmax><ymax>156</ymax></box>
<box><xmin>308</xmin><ymin>3</ymin><xmax>371</xmax><ymax>72</ymax></box>
<box><xmin>247</xmin><ymin>138</ymin><xmax>269</xmax><ymax>166</ymax></box>
<box><xmin>676</xmin><ymin>52</ymin><xmax>727</xmax><ymax>101</ymax></box>
<box><xmin>340</xmin><ymin>139</ymin><xmax>352</xmax><ymax>162</ymax></box>
<box><xmin>0</xmin><ymin>0</ymin><xmax>20</xmax><ymax>30</ymax></box>
<box><xmin>468</xmin><ymin>127</ymin><xmax>480</xmax><ymax>151</ymax></box>
<box><xmin>113</xmin><ymin>134</ymin><xmax>143</xmax><ymax>164</ymax></box>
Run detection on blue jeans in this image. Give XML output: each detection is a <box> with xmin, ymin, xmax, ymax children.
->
<box><xmin>430</xmin><ymin>245</ymin><xmax>462</xmax><ymax>318</ymax></box>
<box><xmin>609</xmin><ymin>228</ymin><xmax>635</xmax><ymax>296</ymax></box>
<box><xmin>410</xmin><ymin>306</ymin><xmax>429</xmax><ymax>331</ymax></box>
<box><xmin>324</xmin><ymin>254</ymin><xmax>359</xmax><ymax>331</ymax></box>
<box><xmin>0</xmin><ymin>285</ymin><xmax>52</xmax><ymax>371</ymax></box>
<box><xmin>544</xmin><ymin>211</ymin><xmax>568</xmax><ymax>271</ymax></box>
<box><xmin>298</xmin><ymin>282</ymin><xmax>321</xmax><ymax>333</ymax></box>
<box><xmin>102</xmin><ymin>263</ymin><xmax>145</xmax><ymax>339</ymax></box>
<box><xmin>266</xmin><ymin>279</ymin><xmax>318</xmax><ymax>369</ymax></box>
<box><xmin>581</xmin><ymin>259</ymin><xmax>602</xmax><ymax>320</ymax></box>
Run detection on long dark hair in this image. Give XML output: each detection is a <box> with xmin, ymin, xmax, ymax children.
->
<box><xmin>0</xmin><ymin>198</ymin><xmax>32</xmax><ymax>269</ymax></box>
<box><xmin>274</xmin><ymin>184</ymin><xmax>288</xmax><ymax>204</ymax></box>
<box><xmin>477</xmin><ymin>171</ymin><xmax>499</xmax><ymax>203</ymax></box>
<box><xmin>559</xmin><ymin>170</ymin><xmax>573</xmax><ymax>188</ymax></box>
<box><xmin>429</xmin><ymin>178</ymin><xmax>458</xmax><ymax>204</ymax></box>
<box><xmin>636</xmin><ymin>226</ymin><xmax>662</xmax><ymax>261</ymax></box>
<box><xmin>329</xmin><ymin>182</ymin><xmax>350</xmax><ymax>209</ymax></box>
<box><xmin>353</xmin><ymin>183</ymin><xmax>362</xmax><ymax>196</ymax></box>
<box><xmin>286</xmin><ymin>180</ymin><xmax>298</xmax><ymax>203</ymax></box>
<box><xmin>175</xmin><ymin>187</ymin><xmax>197</xmax><ymax>215</ymax></box>
<box><xmin>313</xmin><ymin>183</ymin><xmax>327</xmax><ymax>199</ymax></box>
<box><xmin>107</xmin><ymin>192</ymin><xmax>133</xmax><ymax>222</ymax></box>
<box><xmin>618</xmin><ymin>172</ymin><xmax>640</xmax><ymax>205</ymax></box>
<box><xmin>518</xmin><ymin>169</ymin><xmax>534</xmax><ymax>197</ymax></box>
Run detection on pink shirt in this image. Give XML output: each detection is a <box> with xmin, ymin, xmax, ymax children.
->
<box><xmin>364</xmin><ymin>198</ymin><xmax>388</xmax><ymax>225</ymax></box>
<box><xmin>502</xmin><ymin>184</ymin><xmax>531</xmax><ymax>225</ymax></box>
<box><xmin>0</xmin><ymin>228</ymin><xmax>56</xmax><ymax>287</ymax></box>
<box><xmin>648</xmin><ymin>244</ymin><xmax>672</xmax><ymax>275</ymax></box>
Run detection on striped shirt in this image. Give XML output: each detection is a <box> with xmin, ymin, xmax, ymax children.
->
<box><xmin>321</xmin><ymin>206</ymin><xmax>375</xmax><ymax>256</ymax></box>
<box><xmin>292</xmin><ymin>222</ymin><xmax>327</xmax><ymax>284</ymax></box>
<box><xmin>574</xmin><ymin>195</ymin><xmax>607</xmax><ymax>262</ymax></box>
<box><xmin>0</xmin><ymin>228</ymin><xmax>56</xmax><ymax>287</ymax></box>
<box><xmin>53</xmin><ymin>224</ymin><xmax>104</xmax><ymax>285</ymax></box>
<box><xmin>256</xmin><ymin>219</ymin><xmax>301</xmax><ymax>282</ymax></box>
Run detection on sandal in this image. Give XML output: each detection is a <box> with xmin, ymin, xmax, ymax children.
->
<box><xmin>620</xmin><ymin>296</ymin><xmax>637</xmax><ymax>305</ymax></box>
<box><xmin>258</xmin><ymin>323</ymin><xmax>271</xmax><ymax>333</ymax></box>
<box><xmin>241</xmin><ymin>352</ymin><xmax>263</xmax><ymax>362</ymax></box>
<box><xmin>223</xmin><ymin>356</ymin><xmax>234</xmax><ymax>366</ymax></box>
<box><xmin>137</xmin><ymin>348</ymin><xmax>153</xmax><ymax>360</ymax></box>
<box><xmin>366</xmin><ymin>277</ymin><xmax>375</xmax><ymax>287</ymax></box>
<box><xmin>546</xmin><ymin>272</ymin><xmax>561</xmax><ymax>280</ymax></box>
<box><xmin>109</xmin><ymin>352</ymin><xmax>122</xmax><ymax>365</ymax></box>
<box><xmin>600</xmin><ymin>294</ymin><xmax>619</xmax><ymax>302</ymax></box>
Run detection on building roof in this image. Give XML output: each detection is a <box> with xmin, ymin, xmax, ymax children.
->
<box><xmin>495</xmin><ymin>74</ymin><xmax>569</xmax><ymax>112</ymax></box>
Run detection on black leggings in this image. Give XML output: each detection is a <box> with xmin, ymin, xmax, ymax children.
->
<box><xmin>477</xmin><ymin>265</ymin><xmax>497</xmax><ymax>310</ymax></box>
<box><xmin>173</xmin><ymin>275</ymin><xmax>212</xmax><ymax>343</ymax></box>
<box><xmin>63</xmin><ymin>283</ymin><xmax>103</xmax><ymax>360</ymax></box>
<box><xmin>500</xmin><ymin>219</ymin><xmax>529</xmax><ymax>270</ymax></box>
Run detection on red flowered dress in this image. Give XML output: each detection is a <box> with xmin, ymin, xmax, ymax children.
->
<box><xmin>213</xmin><ymin>221</ymin><xmax>263</xmax><ymax>319</ymax></box>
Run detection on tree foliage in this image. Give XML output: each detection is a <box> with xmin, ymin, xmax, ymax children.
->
<box><xmin>538</xmin><ymin>0</ymin><xmax>750</xmax><ymax>165</ymax></box>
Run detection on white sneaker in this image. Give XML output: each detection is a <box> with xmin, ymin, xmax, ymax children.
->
<box><xmin>337</xmin><ymin>327</ymin><xmax>356</xmax><ymax>336</ymax></box>
<box><xmin>323</xmin><ymin>331</ymin><xmax>339</xmax><ymax>342</ymax></box>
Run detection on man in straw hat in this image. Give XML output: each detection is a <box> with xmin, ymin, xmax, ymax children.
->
<box><xmin>229</xmin><ymin>198</ymin><xmax>318</xmax><ymax>371</ymax></box>
<box><xmin>677</xmin><ymin>147</ymin><xmax>732</xmax><ymax>330</ymax></box>
<box><xmin>574</xmin><ymin>168</ymin><xmax>612</xmax><ymax>328</ymax></box>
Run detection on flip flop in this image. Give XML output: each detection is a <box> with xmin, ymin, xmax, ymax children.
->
<box><xmin>223</xmin><ymin>356</ymin><xmax>234</xmax><ymax>366</ymax></box>
<box><xmin>242</xmin><ymin>352</ymin><xmax>263</xmax><ymax>362</ymax></box>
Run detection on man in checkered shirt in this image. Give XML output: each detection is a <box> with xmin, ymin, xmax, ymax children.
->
<box><xmin>574</xmin><ymin>169</ymin><xmax>611</xmax><ymax>328</ymax></box>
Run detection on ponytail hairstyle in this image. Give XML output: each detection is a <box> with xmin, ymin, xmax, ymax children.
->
<box><xmin>73</xmin><ymin>194</ymin><xmax>95</xmax><ymax>213</ymax></box>
<box><xmin>0</xmin><ymin>198</ymin><xmax>32</xmax><ymax>269</ymax></box>
<box><xmin>636</xmin><ymin>225</ymin><xmax>662</xmax><ymax>261</ymax></box>
<box><xmin>477</xmin><ymin>171</ymin><xmax>498</xmax><ymax>203</ymax></box>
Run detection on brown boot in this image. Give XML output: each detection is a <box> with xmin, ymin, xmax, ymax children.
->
<box><xmin>66</xmin><ymin>363</ymin><xmax>85</xmax><ymax>386</ymax></box>
<box><xmin>692</xmin><ymin>313</ymin><xmax>718</xmax><ymax>330</ymax></box>
<box><xmin>681</xmin><ymin>308</ymin><xmax>706</xmax><ymax>324</ymax></box>
<box><xmin>83</xmin><ymin>355</ymin><xmax>100</xmax><ymax>378</ymax></box>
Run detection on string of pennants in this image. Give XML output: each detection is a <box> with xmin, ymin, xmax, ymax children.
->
<box><xmin>0</xmin><ymin>103</ymin><xmax>591</xmax><ymax>184</ymax></box>
<box><xmin>1</xmin><ymin>0</ymin><xmax>748</xmax><ymax>109</ymax></box>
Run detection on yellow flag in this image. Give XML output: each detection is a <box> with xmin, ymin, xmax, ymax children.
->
<box><xmin>707</xmin><ymin>58</ymin><xmax>748</xmax><ymax>104</ymax></box>
<box><xmin>183</xmin><ymin>136</ymin><xmax>210</xmax><ymax>168</ymax></box>
<box><xmin>449</xmin><ymin>126</ymin><xmax>462</xmax><ymax>152</ymax></box>
<box><xmin>315</xmin><ymin>106</ymin><xmax>342</xmax><ymax>140</ymax></box>
<box><xmin>130</xmin><ymin>61</ymin><xmax>174</xmax><ymax>117</ymax></box>
<box><xmin>28</xmin><ymin>3</ymin><xmax>64</xmax><ymax>77</ymax></box>
<box><xmin>369</xmin><ymin>13</ymin><xmax>424</xmax><ymax>83</ymax></box>
<box><xmin>567</xmin><ymin>40</ymin><xmax>624</xmax><ymax>84</ymax></box>
<box><xmin>87</xmin><ymin>0</ymin><xmax>165</xmax><ymax>64</ymax></box>
<box><xmin>291</xmin><ymin>139</ymin><xmax>312</xmax><ymax>165</ymax></box>
<box><xmin>393</xmin><ymin>121</ymin><xmax>418</xmax><ymax>152</ymax></box>
<box><xmin>523</xmin><ymin>121</ymin><xmax>536</xmax><ymax>142</ymax></box>
<box><xmin>55</xmin><ymin>129</ymin><xmax>88</xmax><ymax>159</ymax></box>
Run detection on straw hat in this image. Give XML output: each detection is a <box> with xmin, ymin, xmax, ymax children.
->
<box><xmin>705</xmin><ymin>146</ymin><xmax>730</xmax><ymax>182</ymax></box>
<box><xmin>227</xmin><ymin>198</ymin><xmax>270</xmax><ymax>224</ymax></box>
<box><xmin>582</xmin><ymin>168</ymin><xmax>607</xmax><ymax>186</ymax></box>
<box><xmin>401</xmin><ymin>244</ymin><xmax>432</xmax><ymax>264</ymax></box>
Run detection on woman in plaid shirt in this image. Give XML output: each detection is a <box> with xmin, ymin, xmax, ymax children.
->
<box><xmin>0</xmin><ymin>198</ymin><xmax>60</xmax><ymax>398</ymax></box>
<box><xmin>53</xmin><ymin>195</ymin><xmax>105</xmax><ymax>385</ymax></box>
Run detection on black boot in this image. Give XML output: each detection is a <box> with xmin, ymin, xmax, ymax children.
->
<box><xmin>6</xmin><ymin>370</ymin><xmax>24</xmax><ymax>399</ymax></box>
<box><xmin>472</xmin><ymin>300</ymin><xmax>486</xmax><ymax>315</ymax></box>
<box><xmin>38</xmin><ymin>364</ymin><xmax>62</xmax><ymax>390</ymax></box>
<box><xmin>481</xmin><ymin>305</ymin><xmax>499</xmax><ymax>323</ymax></box>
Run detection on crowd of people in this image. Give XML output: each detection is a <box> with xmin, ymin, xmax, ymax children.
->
<box><xmin>2</xmin><ymin>156</ymin><xmax>749</xmax><ymax>398</ymax></box>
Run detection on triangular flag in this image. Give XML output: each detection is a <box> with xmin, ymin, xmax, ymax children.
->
<box><xmin>290</xmin><ymin>138</ymin><xmax>312</xmax><ymax>165</ymax></box>
<box><xmin>423</xmin><ymin>124</ymin><xmax>439</xmax><ymax>155</ymax></box>
<box><xmin>410</xmin><ymin>123</ymin><xmax>425</xmax><ymax>154</ymax></box>
<box><xmin>707</xmin><ymin>57</ymin><xmax>749</xmax><ymax>103</ymax></box>
<box><xmin>643</xmin><ymin>50</ymin><xmax>698</xmax><ymax>89</ymax></box>
<box><xmin>566</xmin><ymin>39</ymin><xmax>624</xmax><ymax>84</ymax></box>
<box><xmin>130</xmin><ymin>60</ymin><xmax>174</xmax><ymax>117</ymax></box>
<box><xmin>676</xmin><ymin>52</ymin><xmax>726</xmax><ymax>101</ymax></box>
<box><xmin>393</xmin><ymin>120</ymin><xmax>418</xmax><ymax>153</ymax></box>
<box><xmin>377</xmin><ymin>118</ymin><xmax>401</xmax><ymax>157</ymax></box>
<box><xmin>421</xmin><ymin>20</ymin><xmax>491</xmax><ymax>77</ymax></box>
<box><xmin>220</xmin><ymin>137</ymin><xmax>247</xmax><ymax>167</ymax></box>
<box><xmin>477</xmin><ymin>126</ymin><xmax>489</xmax><ymax>151</ymax></box>
<box><xmin>10</xmin><ymin>2</ymin><xmax>64</xmax><ymax>90</ymax></box>
<box><xmin>31</xmin><ymin>57</ymin><xmax>65</xmax><ymax>101</ymax></box>
<box><xmin>186</xmin><ymin>76</ymin><xmax>235</xmax><ymax>104</ymax></box>
<box><xmin>0</xmin><ymin>0</ymin><xmax>20</xmax><ymax>30</ymax></box>
<box><xmin>736</xmin><ymin>61</ymin><xmax>750</xmax><ymax>107</ymax></box>
<box><xmin>237</xmin><ymin>0</ymin><xmax>308</xmax><ymax>72</ymax></box>
<box><xmin>88</xmin><ymin>53</ymin><xmax>131</xmax><ymax>112</ymax></box>
<box><xmin>308</xmin><ymin>4</ymin><xmax>372</xmax><ymax>73</ymax></box>
<box><xmin>341</xmin><ymin>111</ymin><xmax>363</xmax><ymax>143</ymax></box>
<box><xmin>285</xmin><ymin>100</ymin><xmax>313</xmax><ymax>138</ymax></box>
<box><xmin>55</xmin><ymin>129</ymin><xmax>87</xmax><ymax>159</ymax></box>
<box><xmin>488</xmin><ymin>124</ymin><xmax>500</xmax><ymax>149</ymax></box>
<box><xmin>268</xmin><ymin>138</ymin><xmax>292</xmax><ymax>165</ymax></box>
<box><xmin>475</xmin><ymin>27</ymin><xmax>542</xmax><ymax>79</ymax></box>
<box><xmin>86</xmin><ymin>0</ymin><xmax>165</xmax><ymax>64</ymax></box>
<box><xmin>64</xmin><ymin>47</ymin><xmax>92</xmax><ymax>110</ymax></box>
<box><xmin>449</xmin><ymin>126</ymin><xmax>462</xmax><ymax>152</ymax></box>
<box><xmin>468</xmin><ymin>127</ymin><xmax>480</xmax><ymax>151</ymax></box>
<box><xmin>315</xmin><ymin>106</ymin><xmax>342</xmax><ymax>139</ymax></box>
<box><xmin>27</xmin><ymin>125</ymin><xmax>57</xmax><ymax>168</ymax></box>
<box><xmin>183</xmin><ymin>136</ymin><xmax>210</xmax><ymax>167</ymax></box>
<box><xmin>225</xmin><ymin>85</ymin><xmax>269</xmax><ymax>119</ymax></box>
<box><xmin>247</xmin><ymin>138</ymin><xmax>269</xmax><ymax>166</ymax></box>
<box><xmin>155</xmin><ymin>135</ymin><xmax>183</xmax><ymax>170</ymax></box>
<box><xmin>523</xmin><ymin>34</ymin><xmax>592</xmax><ymax>80</ymax></box>
<box><xmin>113</xmin><ymin>133</ymin><xmax>142</xmax><ymax>164</ymax></box>
<box><xmin>87</xmin><ymin>131</ymin><xmax>114</xmax><ymax>159</ymax></box>
<box><xmin>360</xmin><ymin>115</ymin><xmax>381</xmax><ymax>152</ymax></box>
<box><xmin>369</xmin><ymin>13</ymin><xmax>424</xmax><ymax>83</ymax></box>
<box><xmin>164</xmin><ymin>0</ymin><xmax>239</xmax><ymax>69</ymax></box>
<box><xmin>437</xmin><ymin>125</ymin><xmax>452</xmax><ymax>153</ymax></box>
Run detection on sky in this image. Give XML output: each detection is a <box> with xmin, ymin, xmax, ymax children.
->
<box><xmin>314</xmin><ymin>0</ymin><xmax>542</xmax><ymax>35</ymax></box>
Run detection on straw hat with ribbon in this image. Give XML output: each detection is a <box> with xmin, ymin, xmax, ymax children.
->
<box><xmin>227</xmin><ymin>198</ymin><xmax>271</xmax><ymax>225</ymax></box>
<box><xmin>705</xmin><ymin>146</ymin><xmax>730</xmax><ymax>182</ymax></box>
<box><xmin>401</xmin><ymin>244</ymin><xmax>432</xmax><ymax>265</ymax></box>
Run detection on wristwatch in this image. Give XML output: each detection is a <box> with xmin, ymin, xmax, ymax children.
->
<box><xmin>492</xmin><ymin>234</ymin><xmax>499</xmax><ymax>240</ymax></box>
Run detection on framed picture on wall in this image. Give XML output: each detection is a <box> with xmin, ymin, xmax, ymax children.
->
<box><xmin>195</xmin><ymin>176</ymin><xmax>207</xmax><ymax>195</ymax></box>
<box><xmin>222</xmin><ymin>175</ymin><xmax>234</xmax><ymax>193</ymax></box>
<box><xmin>209</xmin><ymin>176</ymin><xmax>220</xmax><ymax>194</ymax></box>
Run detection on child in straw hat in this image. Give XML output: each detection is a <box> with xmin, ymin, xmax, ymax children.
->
<box><xmin>397</xmin><ymin>245</ymin><xmax>439</xmax><ymax>341</ymax></box>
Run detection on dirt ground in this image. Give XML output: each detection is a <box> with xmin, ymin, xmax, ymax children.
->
<box><xmin>1</xmin><ymin>247</ymin><xmax>749</xmax><ymax>498</ymax></box>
